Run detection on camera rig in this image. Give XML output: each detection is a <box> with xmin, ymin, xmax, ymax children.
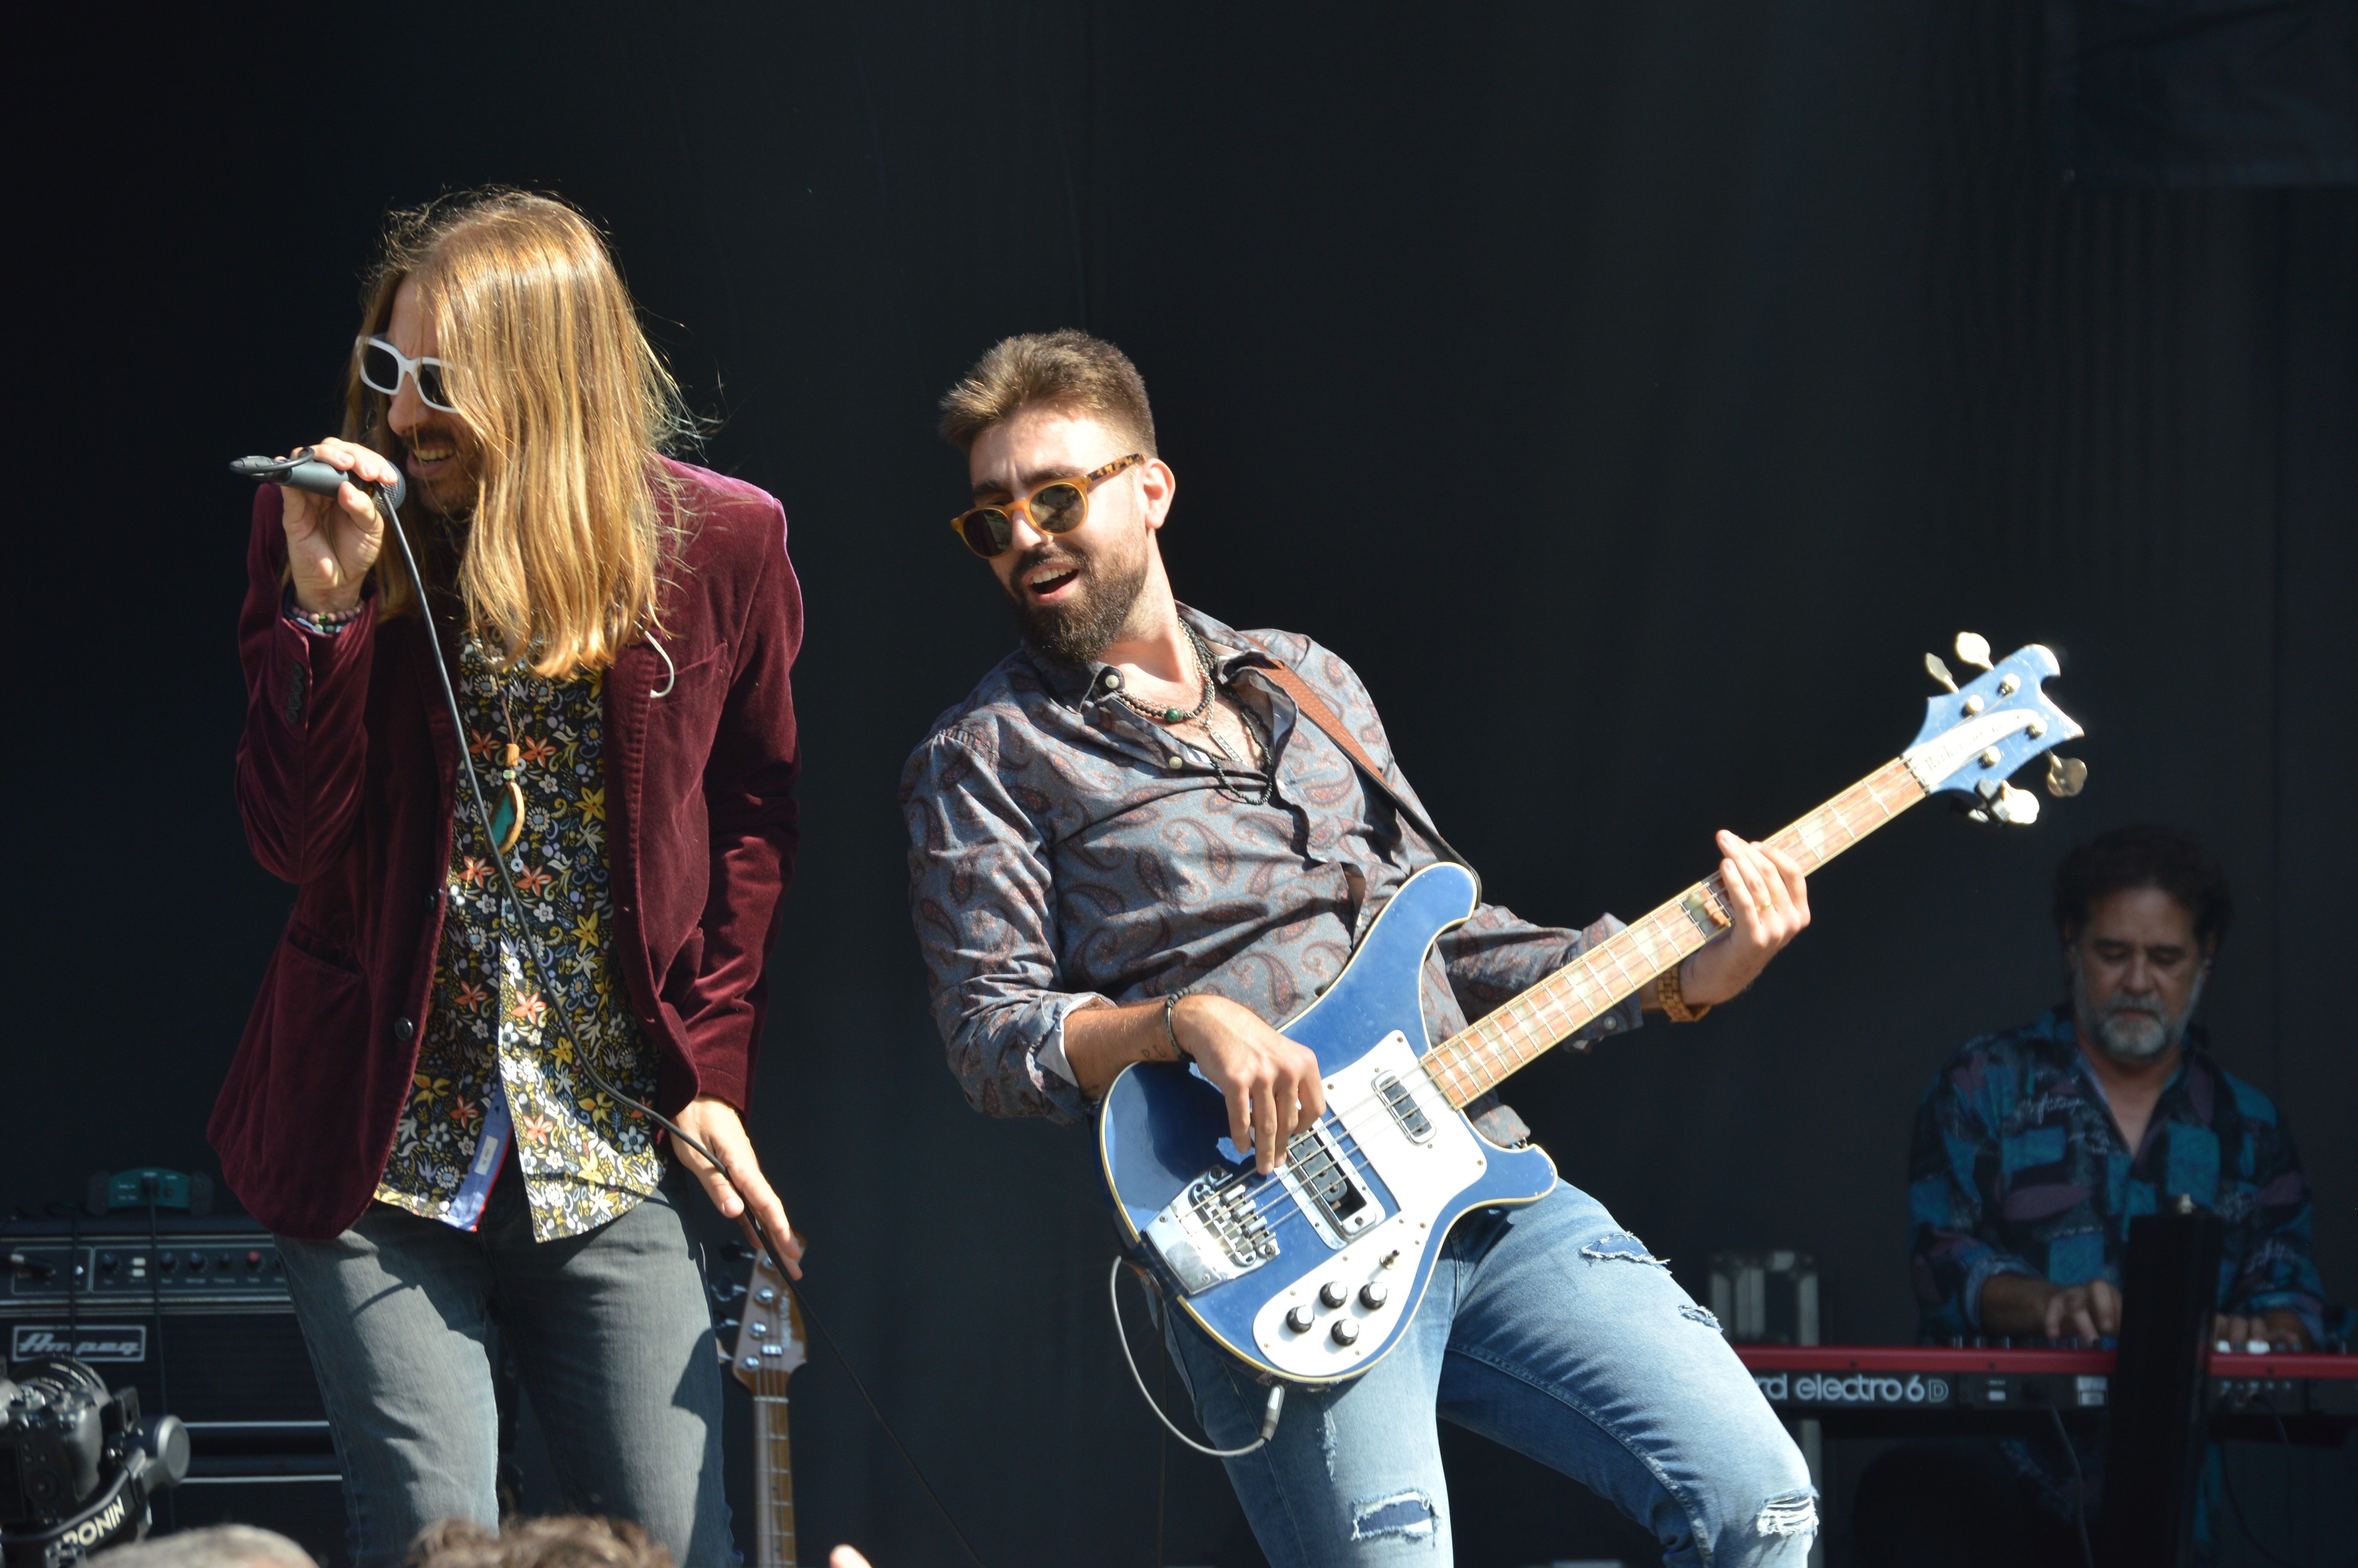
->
<box><xmin>1</xmin><ymin>1356</ymin><xmax>187</xmax><ymax>1568</ymax></box>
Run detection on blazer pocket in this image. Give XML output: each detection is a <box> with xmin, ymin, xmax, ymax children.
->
<box><xmin>266</xmin><ymin>937</ymin><xmax>375</xmax><ymax>1110</ymax></box>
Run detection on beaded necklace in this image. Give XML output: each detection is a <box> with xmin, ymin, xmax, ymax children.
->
<box><xmin>1110</xmin><ymin>621</ymin><xmax>1219</xmax><ymax>727</ymax></box>
<box><xmin>1112</xmin><ymin>622</ymin><xmax>1272</xmax><ymax>805</ymax></box>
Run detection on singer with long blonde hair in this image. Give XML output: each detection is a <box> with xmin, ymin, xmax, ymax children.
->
<box><xmin>214</xmin><ymin>189</ymin><xmax>803</xmax><ymax>1568</ymax></box>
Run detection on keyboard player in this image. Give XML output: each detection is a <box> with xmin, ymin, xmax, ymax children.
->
<box><xmin>1856</xmin><ymin>825</ymin><xmax>2341</xmax><ymax>1565</ymax></box>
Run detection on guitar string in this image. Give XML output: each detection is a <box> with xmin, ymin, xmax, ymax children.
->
<box><xmin>1222</xmin><ymin>770</ymin><xmax>1922</xmax><ymax>1224</ymax></box>
<box><xmin>1223</xmin><ymin>906</ymin><xmax>1717</xmax><ymax>1224</ymax></box>
<box><xmin>1223</xmin><ymin>926</ymin><xmax>1724</xmax><ymax>1227</ymax></box>
<box><xmin>1167</xmin><ymin>710</ymin><xmax>1941</xmax><ymax>1226</ymax></box>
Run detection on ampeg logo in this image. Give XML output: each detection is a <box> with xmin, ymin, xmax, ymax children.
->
<box><xmin>11</xmin><ymin>1324</ymin><xmax>147</xmax><ymax>1362</ymax></box>
<box><xmin>1753</xmin><ymin>1370</ymin><xmax>1952</xmax><ymax>1405</ymax></box>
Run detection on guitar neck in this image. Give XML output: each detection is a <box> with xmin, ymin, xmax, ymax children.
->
<box><xmin>1423</xmin><ymin>757</ymin><xmax>1926</xmax><ymax>1108</ymax></box>
<box><xmin>753</xmin><ymin>1385</ymin><xmax>796</xmax><ymax>1568</ymax></box>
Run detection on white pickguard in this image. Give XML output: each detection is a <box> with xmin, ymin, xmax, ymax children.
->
<box><xmin>1249</xmin><ymin>1032</ymin><xmax>1490</xmax><ymax>1377</ymax></box>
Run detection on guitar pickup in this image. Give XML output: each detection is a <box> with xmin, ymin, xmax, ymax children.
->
<box><xmin>1144</xmin><ymin>1170</ymin><xmax>1278</xmax><ymax>1295</ymax></box>
<box><xmin>1373</xmin><ymin>1071</ymin><xmax>1432</xmax><ymax>1144</ymax></box>
<box><xmin>1277</xmin><ymin>1122</ymin><xmax>1383</xmax><ymax>1249</ymax></box>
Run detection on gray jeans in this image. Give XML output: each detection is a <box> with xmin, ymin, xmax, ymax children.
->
<box><xmin>276</xmin><ymin>1163</ymin><xmax>735</xmax><ymax>1568</ymax></box>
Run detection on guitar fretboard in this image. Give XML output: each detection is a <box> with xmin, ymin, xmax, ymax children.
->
<box><xmin>753</xmin><ymin>1384</ymin><xmax>796</xmax><ymax>1568</ymax></box>
<box><xmin>1421</xmin><ymin>757</ymin><xmax>1926</xmax><ymax>1108</ymax></box>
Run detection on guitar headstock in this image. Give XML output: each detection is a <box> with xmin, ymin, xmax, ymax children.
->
<box><xmin>1904</xmin><ymin>634</ymin><xmax>2087</xmax><ymax>824</ymax></box>
<box><xmin>727</xmin><ymin>1252</ymin><xmax>806</xmax><ymax>1394</ymax></box>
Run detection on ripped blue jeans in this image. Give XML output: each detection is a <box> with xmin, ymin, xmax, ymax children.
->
<box><xmin>1163</xmin><ymin>1181</ymin><xmax>1816</xmax><ymax>1567</ymax></box>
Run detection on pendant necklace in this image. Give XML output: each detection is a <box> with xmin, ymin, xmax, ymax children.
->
<box><xmin>488</xmin><ymin>666</ymin><xmax>528</xmax><ymax>855</ymax></box>
<box><xmin>1113</xmin><ymin>623</ymin><xmax>1272</xmax><ymax>805</ymax></box>
<box><xmin>1112</xmin><ymin>623</ymin><xmax>1218</xmax><ymax>727</ymax></box>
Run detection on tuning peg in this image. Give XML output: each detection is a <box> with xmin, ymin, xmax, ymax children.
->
<box><xmin>1990</xmin><ymin>782</ymin><xmax>2041</xmax><ymax>825</ymax></box>
<box><xmin>2045</xmin><ymin>756</ymin><xmax>2087</xmax><ymax>798</ymax></box>
<box><xmin>1954</xmin><ymin>632</ymin><xmax>1993</xmax><ymax>671</ymax></box>
<box><xmin>1924</xmin><ymin>653</ymin><xmax>1958</xmax><ymax>693</ymax></box>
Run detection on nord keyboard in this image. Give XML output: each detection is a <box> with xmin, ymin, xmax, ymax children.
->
<box><xmin>1735</xmin><ymin>1344</ymin><xmax>2358</xmax><ymax>1440</ymax></box>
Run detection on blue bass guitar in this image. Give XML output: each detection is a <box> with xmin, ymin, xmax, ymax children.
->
<box><xmin>1097</xmin><ymin>636</ymin><xmax>2085</xmax><ymax>1385</ymax></box>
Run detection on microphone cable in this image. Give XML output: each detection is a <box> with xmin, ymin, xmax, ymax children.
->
<box><xmin>365</xmin><ymin>485</ymin><xmax>991</xmax><ymax>1568</ymax></box>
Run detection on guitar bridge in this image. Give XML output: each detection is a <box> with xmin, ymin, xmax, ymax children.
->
<box><xmin>1144</xmin><ymin>1169</ymin><xmax>1278</xmax><ymax>1295</ymax></box>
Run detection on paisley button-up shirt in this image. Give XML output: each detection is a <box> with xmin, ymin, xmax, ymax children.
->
<box><xmin>373</xmin><ymin>637</ymin><xmax>665</xmax><ymax>1242</ymax></box>
<box><xmin>900</xmin><ymin>605</ymin><xmax>1641</xmax><ymax>1144</ymax></box>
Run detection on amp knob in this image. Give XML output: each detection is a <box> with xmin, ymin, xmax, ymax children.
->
<box><xmin>1330</xmin><ymin>1319</ymin><xmax>1361</xmax><ymax>1348</ymax></box>
<box><xmin>1285</xmin><ymin>1306</ymin><xmax>1315</xmax><ymax>1335</ymax></box>
<box><xmin>1358</xmin><ymin>1282</ymin><xmax>1388</xmax><ymax>1309</ymax></box>
<box><xmin>1318</xmin><ymin>1281</ymin><xmax>1348</xmax><ymax>1310</ymax></box>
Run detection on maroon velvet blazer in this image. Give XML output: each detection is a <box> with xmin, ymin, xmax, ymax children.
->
<box><xmin>210</xmin><ymin>459</ymin><xmax>803</xmax><ymax>1239</ymax></box>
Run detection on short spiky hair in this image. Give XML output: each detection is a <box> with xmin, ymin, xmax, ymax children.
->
<box><xmin>937</xmin><ymin>330</ymin><xmax>1158</xmax><ymax>456</ymax></box>
<box><xmin>2053</xmin><ymin>824</ymin><xmax>2233</xmax><ymax>950</ymax></box>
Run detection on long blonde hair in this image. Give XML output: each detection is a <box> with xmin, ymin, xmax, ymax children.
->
<box><xmin>343</xmin><ymin>191</ymin><xmax>693</xmax><ymax>676</ymax></box>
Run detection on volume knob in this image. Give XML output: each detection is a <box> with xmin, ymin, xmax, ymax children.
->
<box><xmin>1285</xmin><ymin>1305</ymin><xmax>1315</xmax><ymax>1334</ymax></box>
<box><xmin>1330</xmin><ymin>1319</ymin><xmax>1361</xmax><ymax>1348</ymax></box>
<box><xmin>1358</xmin><ymin>1282</ymin><xmax>1388</xmax><ymax>1310</ymax></box>
<box><xmin>1318</xmin><ymin>1281</ymin><xmax>1349</xmax><ymax>1310</ymax></box>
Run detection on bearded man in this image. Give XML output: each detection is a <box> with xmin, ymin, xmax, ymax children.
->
<box><xmin>902</xmin><ymin>331</ymin><xmax>1821</xmax><ymax>1566</ymax></box>
<box><xmin>1908</xmin><ymin>824</ymin><xmax>2324</xmax><ymax>1353</ymax></box>
<box><xmin>1856</xmin><ymin>825</ymin><xmax>2335</xmax><ymax>1566</ymax></box>
<box><xmin>215</xmin><ymin>192</ymin><xmax>802</xmax><ymax>1567</ymax></box>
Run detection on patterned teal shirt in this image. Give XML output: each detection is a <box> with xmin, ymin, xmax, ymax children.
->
<box><xmin>1908</xmin><ymin>1005</ymin><xmax>2329</xmax><ymax>1342</ymax></box>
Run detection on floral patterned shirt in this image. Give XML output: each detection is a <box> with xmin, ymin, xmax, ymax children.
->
<box><xmin>372</xmin><ymin>636</ymin><xmax>665</xmax><ymax>1242</ymax></box>
<box><xmin>899</xmin><ymin>604</ymin><xmax>1642</xmax><ymax>1144</ymax></box>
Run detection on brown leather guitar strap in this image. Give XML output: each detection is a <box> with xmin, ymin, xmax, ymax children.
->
<box><xmin>1239</xmin><ymin>643</ymin><xmax>1473</xmax><ymax>873</ymax></box>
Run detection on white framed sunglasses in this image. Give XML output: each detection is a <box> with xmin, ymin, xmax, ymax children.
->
<box><xmin>356</xmin><ymin>336</ymin><xmax>458</xmax><ymax>413</ymax></box>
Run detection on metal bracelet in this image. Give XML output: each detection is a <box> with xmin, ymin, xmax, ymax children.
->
<box><xmin>1163</xmin><ymin>992</ymin><xmax>1193</xmax><ymax>1061</ymax></box>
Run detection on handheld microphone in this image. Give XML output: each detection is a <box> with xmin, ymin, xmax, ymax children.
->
<box><xmin>231</xmin><ymin>451</ymin><xmax>406</xmax><ymax>513</ymax></box>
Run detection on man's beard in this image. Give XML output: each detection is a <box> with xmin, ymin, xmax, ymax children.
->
<box><xmin>2074</xmin><ymin>965</ymin><xmax>2205</xmax><ymax>1063</ymax></box>
<box><xmin>1003</xmin><ymin>540</ymin><xmax>1149</xmax><ymax>669</ymax></box>
<box><xmin>388</xmin><ymin>429</ymin><xmax>477</xmax><ymax>521</ymax></box>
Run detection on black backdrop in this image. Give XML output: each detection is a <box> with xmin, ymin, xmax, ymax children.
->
<box><xmin>9</xmin><ymin>3</ymin><xmax>2353</xmax><ymax>1565</ymax></box>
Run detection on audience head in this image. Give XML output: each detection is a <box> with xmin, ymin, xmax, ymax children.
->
<box><xmin>90</xmin><ymin>1524</ymin><xmax>317</xmax><ymax>1566</ymax></box>
<box><xmin>405</xmin><ymin>1516</ymin><xmax>673</xmax><ymax>1568</ymax></box>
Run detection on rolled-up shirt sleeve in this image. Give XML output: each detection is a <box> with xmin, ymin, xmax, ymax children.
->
<box><xmin>901</xmin><ymin>729</ymin><xmax>1103</xmax><ymax>1124</ymax></box>
<box><xmin>1908</xmin><ymin>1070</ymin><xmax>2039</xmax><ymax>1335</ymax></box>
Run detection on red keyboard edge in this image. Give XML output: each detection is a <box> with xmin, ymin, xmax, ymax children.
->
<box><xmin>1731</xmin><ymin>1345</ymin><xmax>2357</xmax><ymax>1379</ymax></box>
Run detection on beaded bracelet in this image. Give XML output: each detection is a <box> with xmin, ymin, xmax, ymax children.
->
<box><xmin>286</xmin><ymin>588</ymin><xmax>367</xmax><ymax>637</ymax></box>
<box><xmin>289</xmin><ymin>604</ymin><xmax>364</xmax><ymax>636</ymax></box>
<box><xmin>1656</xmin><ymin>964</ymin><xmax>1713</xmax><ymax>1023</ymax></box>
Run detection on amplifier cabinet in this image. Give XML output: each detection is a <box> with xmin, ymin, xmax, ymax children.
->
<box><xmin>4</xmin><ymin>1215</ymin><xmax>345</xmax><ymax>1565</ymax></box>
